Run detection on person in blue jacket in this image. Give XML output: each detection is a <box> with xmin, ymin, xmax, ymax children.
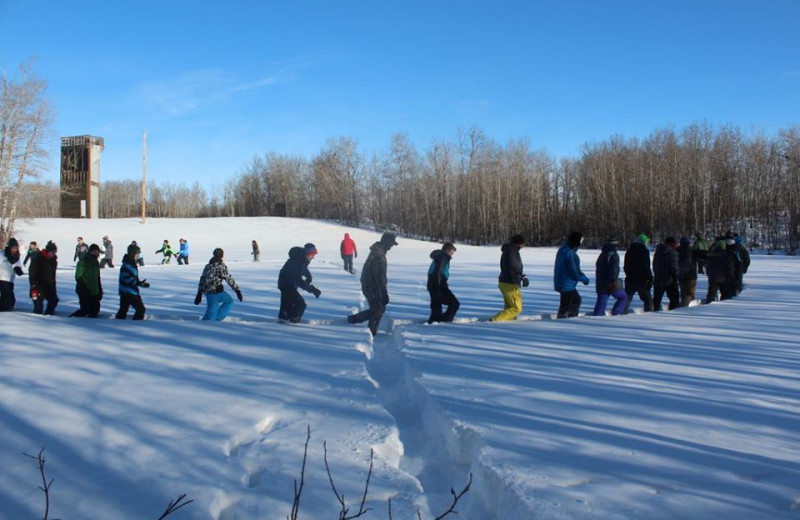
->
<box><xmin>554</xmin><ymin>231</ymin><xmax>590</xmax><ymax>319</ymax></box>
<box><xmin>277</xmin><ymin>243</ymin><xmax>321</xmax><ymax>323</ymax></box>
<box><xmin>115</xmin><ymin>243</ymin><xmax>149</xmax><ymax>320</ymax></box>
<box><xmin>427</xmin><ymin>242</ymin><xmax>459</xmax><ymax>323</ymax></box>
<box><xmin>177</xmin><ymin>238</ymin><xmax>190</xmax><ymax>265</ymax></box>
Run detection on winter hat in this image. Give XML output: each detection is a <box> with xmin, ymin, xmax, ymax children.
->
<box><xmin>735</xmin><ymin>236</ymin><xmax>744</xmax><ymax>245</ymax></box>
<box><xmin>606</xmin><ymin>236</ymin><xmax>619</xmax><ymax>246</ymax></box>
<box><xmin>88</xmin><ymin>243</ymin><xmax>101</xmax><ymax>253</ymax></box>
<box><xmin>680</xmin><ymin>236</ymin><xmax>693</xmax><ymax>246</ymax></box>
<box><xmin>45</xmin><ymin>241</ymin><xmax>57</xmax><ymax>252</ymax></box>
<box><xmin>637</xmin><ymin>233</ymin><xmax>650</xmax><ymax>245</ymax></box>
<box><xmin>724</xmin><ymin>231</ymin><xmax>735</xmax><ymax>240</ymax></box>
<box><xmin>665</xmin><ymin>236</ymin><xmax>677</xmax><ymax>245</ymax></box>
<box><xmin>510</xmin><ymin>234</ymin><xmax>526</xmax><ymax>246</ymax></box>
<box><xmin>127</xmin><ymin>243</ymin><xmax>140</xmax><ymax>257</ymax></box>
<box><xmin>6</xmin><ymin>238</ymin><xmax>19</xmax><ymax>248</ymax></box>
<box><xmin>567</xmin><ymin>231</ymin><xmax>584</xmax><ymax>248</ymax></box>
<box><xmin>380</xmin><ymin>232</ymin><xmax>399</xmax><ymax>247</ymax></box>
<box><xmin>442</xmin><ymin>242</ymin><xmax>456</xmax><ymax>252</ymax></box>
<box><xmin>304</xmin><ymin>243</ymin><xmax>318</xmax><ymax>256</ymax></box>
<box><xmin>213</xmin><ymin>248</ymin><xmax>224</xmax><ymax>259</ymax></box>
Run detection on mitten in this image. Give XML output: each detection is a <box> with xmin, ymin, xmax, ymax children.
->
<box><xmin>235</xmin><ymin>290</ymin><xmax>243</xmax><ymax>302</ymax></box>
<box><xmin>194</xmin><ymin>291</ymin><xmax>202</xmax><ymax>305</ymax></box>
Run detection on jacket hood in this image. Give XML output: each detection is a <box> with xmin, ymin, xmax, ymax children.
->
<box><xmin>344</xmin><ymin>233</ymin><xmax>350</xmax><ymax>239</ymax></box>
<box><xmin>501</xmin><ymin>243</ymin><xmax>518</xmax><ymax>254</ymax></box>
<box><xmin>370</xmin><ymin>242</ymin><xmax>387</xmax><ymax>254</ymax></box>
<box><xmin>430</xmin><ymin>249</ymin><xmax>446</xmax><ymax>260</ymax></box>
<box><xmin>601</xmin><ymin>242</ymin><xmax>617</xmax><ymax>254</ymax></box>
<box><xmin>288</xmin><ymin>246</ymin><xmax>307</xmax><ymax>261</ymax></box>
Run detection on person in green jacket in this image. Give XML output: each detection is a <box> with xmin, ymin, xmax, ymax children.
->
<box><xmin>70</xmin><ymin>243</ymin><xmax>103</xmax><ymax>318</ymax></box>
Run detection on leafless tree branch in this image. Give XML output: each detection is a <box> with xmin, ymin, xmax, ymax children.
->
<box><xmin>287</xmin><ymin>424</ymin><xmax>311</xmax><ymax>520</ymax></box>
<box><xmin>155</xmin><ymin>493</ymin><xmax>194</xmax><ymax>520</ymax></box>
<box><xmin>433</xmin><ymin>472</ymin><xmax>472</xmax><ymax>520</ymax></box>
<box><xmin>324</xmin><ymin>441</ymin><xmax>374</xmax><ymax>520</ymax></box>
<box><xmin>23</xmin><ymin>448</ymin><xmax>53</xmax><ymax>520</ymax></box>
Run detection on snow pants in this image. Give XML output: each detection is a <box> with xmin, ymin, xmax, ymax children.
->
<box><xmin>279</xmin><ymin>288</ymin><xmax>306</xmax><ymax>323</ymax></box>
<box><xmin>428</xmin><ymin>286</ymin><xmax>460</xmax><ymax>323</ymax></box>
<box><xmin>679</xmin><ymin>280</ymin><xmax>697</xmax><ymax>307</ymax></box>
<box><xmin>100</xmin><ymin>258</ymin><xmax>114</xmax><ymax>268</ymax></box>
<box><xmin>557</xmin><ymin>290</ymin><xmax>581</xmax><ymax>319</ymax></box>
<box><xmin>491</xmin><ymin>282</ymin><xmax>522</xmax><ymax>321</ymax></box>
<box><xmin>203</xmin><ymin>291</ymin><xmax>233</xmax><ymax>321</ymax></box>
<box><xmin>32</xmin><ymin>288</ymin><xmax>58</xmax><ymax>315</ymax></box>
<box><xmin>0</xmin><ymin>281</ymin><xmax>15</xmax><ymax>311</ymax></box>
<box><xmin>177</xmin><ymin>254</ymin><xmax>189</xmax><ymax>265</ymax></box>
<box><xmin>116</xmin><ymin>293</ymin><xmax>146</xmax><ymax>320</ymax></box>
<box><xmin>593</xmin><ymin>289</ymin><xmax>628</xmax><ymax>316</ymax></box>
<box><xmin>70</xmin><ymin>287</ymin><xmax>100</xmax><ymax>318</ymax></box>
<box><xmin>653</xmin><ymin>281</ymin><xmax>680</xmax><ymax>311</ymax></box>
<box><xmin>342</xmin><ymin>255</ymin><xmax>354</xmax><ymax>274</ymax></box>
<box><xmin>348</xmin><ymin>293</ymin><xmax>386</xmax><ymax>335</ymax></box>
<box><xmin>624</xmin><ymin>280</ymin><xmax>654</xmax><ymax>313</ymax></box>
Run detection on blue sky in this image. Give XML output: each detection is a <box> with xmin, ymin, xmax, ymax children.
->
<box><xmin>1</xmin><ymin>0</ymin><xmax>798</xmax><ymax>190</ymax></box>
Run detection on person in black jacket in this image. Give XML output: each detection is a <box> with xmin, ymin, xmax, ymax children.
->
<box><xmin>731</xmin><ymin>234</ymin><xmax>751</xmax><ymax>295</ymax></box>
<box><xmin>678</xmin><ymin>236</ymin><xmax>698</xmax><ymax>307</ymax></box>
<box><xmin>427</xmin><ymin>242</ymin><xmax>459</xmax><ymax>323</ymax></box>
<box><xmin>705</xmin><ymin>237</ymin><xmax>735</xmax><ymax>303</ymax></box>
<box><xmin>623</xmin><ymin>234</ymin><xmax>654</xmax><ymax>313</ymax></box>
<box><xmin>490</xmin><ymin>234</ymin><xmax>528</xmax><ymax>321</ymax></box>
<box><xmin>348</xmin><ymin>232</ymin><xmax>397</xmax><ymax>335</ymax></box>
<box><xmin>277</xmin><ymin>243</ymin><xmax>320</xmax><ymax>323</ymax></box>
<box><xmin>652</xmin><ymin>236</ymin><xmax>680</xmax><ymax>311</ymax></box>
<box><xmin>29</xmin><ymin>241</ymin><xmax>59</xmax><ymax>315</ymax></box>
<box><xmin>593</xmin><ymin>237</ymin><xmax>627</xmax><ymax>316</ymax></box>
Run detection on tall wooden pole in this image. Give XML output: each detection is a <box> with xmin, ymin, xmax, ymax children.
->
<box><xmin>141</xmin><ymin>129</ymin><xmax>147</xmax><ymax>223</ymax></box>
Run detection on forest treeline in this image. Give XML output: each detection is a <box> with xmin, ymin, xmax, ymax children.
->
<box><xmin>17</xmin><ymin>123</ymin><xmax>800</xmax><ymax>251</ymax></box>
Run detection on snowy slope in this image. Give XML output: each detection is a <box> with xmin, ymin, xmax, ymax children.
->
<box><xmin>1</xmin><ymin>217</ymin><xmax>798</xmax><ymax>520</ymax></box>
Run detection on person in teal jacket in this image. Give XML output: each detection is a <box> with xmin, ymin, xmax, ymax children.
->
<box><xmin>554</xmin><ymin>231</ymin><xmax>590</xmax><ymax>319</ymax></box>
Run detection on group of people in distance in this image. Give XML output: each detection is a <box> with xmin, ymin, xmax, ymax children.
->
<box><xmin>0</xmin><ymin>228</ymin><xmax>751</xmax><ymax>332</ymax></box>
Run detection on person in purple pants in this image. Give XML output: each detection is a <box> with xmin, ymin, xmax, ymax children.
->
<box><xmin>593</xmin><ymin>236</ymin><xmax>628</xmax><ymax>316</ymax></box>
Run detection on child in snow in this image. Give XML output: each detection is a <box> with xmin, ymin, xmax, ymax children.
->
<box><xmin>0</xmin><ymin>238</ymin><xmax>24</xmax><ymax>312</ymax></box>
<box><xmin>427</xmin><ymin>242</ymin><xmax>459</xmax><ymax>323</ymax></box>
<box><xmin>340</xmin><ymin>233</ymin><xmax>357</xmax><ymax>273</ymax></box>
<box><xmin>177</xmin><ymin>238</ymin><xmax>190</xmax><ymax>265</ymax></box>
<box><xmin>348</xmin><ymin>232</ymin><xmax>398</xmax><ymax>334</ymax></box>
<box><xmin>116</xmin><ymin>244</ymin><xmax>149</xmax><ymax>320</ymax></box>
<box><xmin>195</xmin><ymin>248</ymin><xmax>242</xmax><ymax>321</ymax></box>
<box><xmin>155</xmin><ymin>239</ymin><xmax>177</xmax><ymax>264</ymax></box>
<box><xmin>554</xmin><ymin>231</ymin><xmax>590</xmax><ymax>319</ymax></box>
<box><xmin>29</xmin><ymin>241</ymin><xmax>59</xmax><ymax>315</ymax></box>
<box><xmin>490</xmin><ymin>234</ymin><xmax>528</xmax><ymax>321</ymax></box>
<box><xmin>278</xmin><ymin>243</ymin><xmax>321</xmax><ymax>323</ymax></box>
<box><xmin>71</xmin><ymin>243</ymin><xmax>103</xmax><ymax>318</ymax></box>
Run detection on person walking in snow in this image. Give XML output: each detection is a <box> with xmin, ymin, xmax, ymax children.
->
<box><xmin>177</xmin><ymin>238</ymin><xmax>190</xmax><ymax>265</ymax></box>
<box><xmin>71</xmin><ymin>243</ymin><xmax>103</xmax><ymax>318</ymax></box>
<box><xmin>23</xmin><ymin>241</ymin><xmax>39</xmax><ymax>266</ymax></box>
<box><xmin>0</xmin><ymin>238</ymin><xmax>24</xmax><ymax>312</ymax></box>
<box><xmin>554</xmin><ymin>231</ymin><xmax>590</xmax><ymax>319</ymax></box>
<box><xmin>130</xmin><ymin>241</ymin><xmax>145</xmax><ymax>266</ymax></box>
<box><xmin>678</xmin><ymin>237</ymin><xmax>698</xmax><ymax>307</ymax></box>
<box><xmin>427</xmin><ymin>242</ymin><xmax>460</xmax><ymax>323</ymax></box>
<box><xmin>593</xmin><ymin>236</ymin><xmax>627</xmax><ymax>316</ymax></box>
<box><xmin>116</xmin><ymin>244</ymin><xmax>149</xmax><ymax>320</ymax></box>
<box><xmin>490</xmin><ymin>234</ymin><xmax>528</xmax><ymax>322</ymax></box>
<box><xmin>74</xmin><ymin>236</ymin><xmax>89</xmax><ymax>263</ymax></box>
<box><xmin>99</xmin><ymin>236</ymin><xmax>114</xmax><ymax>268</ymax></box>
<box><xmin>29</xmin><ymin>241</ymin><xmax>59</xmax><ymax>315</ymax></box>
<box><xmin>652</xmin><ymin>236</ymin><xmax>680</xmax><ymax>311</ymax></box>
<box><xmin>623</xmin><ymin>234</ymin><xmax>654</xmax><ymax>313</ymax></box>
<box><xmin>155</xmin><ymin>239</ymin><xmax>177</xmax><ymax>264</ymax></box>
<box><xmin>730</xmin><ymin>234</ymin><xmax>751</xmax><ymax>295</ymax></box>
<box><xmin>705</xmin><ymin>237</ymin><xmax>734</xmax><ymax>303</ymax></box>
<box><xmin>693</xmin><ymin>233</ymin><xmax>710</xmax><ymax>274</ymax></box>
<box><xmin>340</xmin><ymin>233</ymin><xmax>358</xmax><ymax>274</ymax></box>
<box><xmin>251</xmin><ymin>240</ymin><xmax>260</xmax><ymax>262</ymax></box>
<box><xmin>348</xmin><ymin>232</ymin><xmax>397</xmax><ymax>334</ymax></box>
<box><xmin>195</xmin><ymin>248</ymin><xmax>242</xmax><ymax>321</ymax></box>
<box><xmin>278</xmin><ymin>243</ymin><xmax>321</xmax><ymax>323</ymax></box>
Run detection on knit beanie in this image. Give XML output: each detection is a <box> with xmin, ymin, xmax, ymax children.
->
<box><xmin>127</xmin><ymin>243</ymin><xmax>140</xmax><ymax>257</ymax></box>
<box><xmin>304</xmin><ymin>243</ymin><xmax>318</xmax><ymax>256</ymax></box>
<box><xmin>567</xmin><ymin>231</ymin><xmax>583</xmax><ymax>248</ymax></box>
<box><xmin>213</xmin><ymin>248</ymin><xmax>224</xmax><ymax>259</ymax></box>
<box><xmin>88</xmin><ymin>243</ymin><xmax>101</xmax><ymax>253</ymax></box>
<box><xmin>45</xmin><ymin>241</ymin><xmax>57</xmax><ymax>252</ymax></box>
<box><xmin>7</xmin><ymin>238</ymin><xmax>19</xmax><ymax>248</ymax></box>
<box><xmin>638</xmin><ymin>233</ymin><xmax>650</xmax><ymax>245</ymax></box>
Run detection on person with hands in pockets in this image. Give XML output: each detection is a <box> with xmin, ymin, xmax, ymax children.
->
<box><xmin>195</xmin><ymin>248</ymin><xmax>242</xmax><ymax>321</ymax></box>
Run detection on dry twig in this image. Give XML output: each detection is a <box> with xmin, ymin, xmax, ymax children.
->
<box><xmin>287</xmin><ymin>425</ymin><xmax>311</xmax><ymax>520</ymax></box>
<box><xmin>24</xmin><ymin>448</ymin><xmax>53</xmax><ymax>520</ymax></box>
<box><xmin>433</xmin><ymin>473</ymin><xmax>472</xmax><ymax>520</ymax></box>
<box><xmin>324</xmin><ymin>441</ymin><xmax>374</xmax><ymax>520</ymax></box>
<box><xmin>155</xmin><ymin>493</ymin><xmax>194</xmax><ymax>520</ymax></box>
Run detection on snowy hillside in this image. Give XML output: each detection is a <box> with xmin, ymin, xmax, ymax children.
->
<box><xmin>1</xmin><ymin>217</ymin><xmax>799</xmax><ymax>520</ymax></box>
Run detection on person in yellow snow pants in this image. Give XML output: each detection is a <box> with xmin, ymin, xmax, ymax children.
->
<box><xmin>491</xmin><ymin>282</ymin><xmax>523</xmax><ymax>321</ymax></box>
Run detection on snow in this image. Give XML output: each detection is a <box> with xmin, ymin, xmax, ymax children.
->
<box><xmin>1</xmin><ymin>217</ymin><xmax>799</xmax><ymax>520</ymax></box>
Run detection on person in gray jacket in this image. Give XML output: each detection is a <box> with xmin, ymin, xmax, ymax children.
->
<box><xmin>100</xmin><ymin>236</ymin><xmax>114</xmax><ymax>268</ymax></box>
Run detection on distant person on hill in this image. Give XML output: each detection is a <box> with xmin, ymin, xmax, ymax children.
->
<box><xmin>278</xmin><ymin>243</ymin><xmax>321</xmax><ymax>323</ymax></box>
<box><xmin>74</xmin><ymin>236</ymin><xmax>88</xmax><ymax>263</ymax></box>
<box><xmin>693</xmin><ymin>233</ymin><xmax>709</xmax><ymax>274</ymax></box>
<box><xmin>251</xmin><ymin>240</ymin><xmax>260</xmax><ymax>262</ymax></box>
<box><xmin>340</xmin><ymin>233</ymin><xmax>358</xmax><ymax>273</ymax></box>
<box><xmin>652</xmin><ymin>236</ymin><xmax>680</xmax><ymax>311</ymax></box>
<box><xmin>155</xmin><ymin>239</ymin><xmax>177</xmax><ymax>264</ymax></box>
<box><xmin>70</xmin><ymin>243</ymin><xmax>103</xmax><ymax>318</ymax></box>
<box><xmin>427</xmin><ymin>242</ymin><xmax>459</xmax><ymax>323</ymax></box>
<box><xmin>0</xmin><ymin>238</ymin><xmax>24</xmax><ymax>312</ymax></box>
<box><xmin>593</xmin><ymin>236</ymin><xmax>627</xmax><ymax>316</ymax></box>
<box><xmin>100</xmin><ymin>236</ymin><xmax>114</xmax><ymax>268</ymax></box>
<box><xmin>554</xmin><ymin>231</ymin><xmax>590</xmax><ymax>319</ymax></box>
<box><xmin>29</xmin><ymin>241</ymin><xmax>59</xmax><ymax>315</ymax></box>
<box><xmin>348</xmin><ymin>232</ymin><xmax>397</xmax><ymax>334</ymax></box>
<box><xmin>23</xmin><ymin>241</ymin><xmax>39</xmax><ymax>266</ymax></box>
<box><xmin>195</xmin><ymin>248</ymin><xmax>242</xmax><ymax>321</ymax></box>
<box><xmin>177</xmin><ymin>238</ymin><xmax>190</xmax><ymax>265</ymax></box>
<box><xmin>678</xmin><ymin>237</ymin><xmax>698</xmax><ymax>307</ymax></box>
<box><xmin>623</xmin><ymin>234</ymin><xmax>654</xmax><ymax>313</ymax></box>
<box><xmin>116</xmin><ymin>244</ymin><xmax>149</xmax><ymax>320</ymax></box>
<box><xmin>490</xmin><ymin>234</ymin><xmax>528</xmax><ymax>322</ymax></box>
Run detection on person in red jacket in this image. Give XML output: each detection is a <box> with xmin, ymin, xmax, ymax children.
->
<box><xmin>340</xmin><ymin>233</ymin><xmax>358</xmax><ymax>274</ymax></box>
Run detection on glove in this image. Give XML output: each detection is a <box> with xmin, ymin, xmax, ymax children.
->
<box><xmin>521</xmin><ymin>276</ymin><xmax>530</xmax><ymax>288</ymax></box>
<box><xmin>310</xmin><ymin>286</ymin><xmax>321</xmax><ymax>299</ymax></box>
<box><xmin>354</xmin><ymin>252</ymin><xmax>358</xmax><ymax>258</ymax></box>
<box><xmin>382</xmin><ymin>292</ymin><xmax>390</xmax><ymax>306</ymax></box>
<box><xmin>14</xmin><ymin>266</ymin><xmax>24</xmax><ymax>276</ymax></box>
<box><xmin>582</xmin><ymin>277</ymin><xmax>590</xmax><ymax>286</ymax></box>
<box><xmin>139</xmin><ymin>279</ymin><xmax>150</xmax><ymax>288</ymax></box>
<box><xmin>194</xmin><ymin>291</ymin><xmax>202</xmax><ymax>305</ymax></box>
<box><xmin>30</xmin><ymin>288</ymin><xmax>40</xmax><ymax>301</ymax></box>
<box><xmin>235</xmin><ymin>290</ymin><xmax>243</xmax><ymax>302</ymax></box>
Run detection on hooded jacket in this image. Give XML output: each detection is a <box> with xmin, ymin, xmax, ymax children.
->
<box><xmin>706</xmin><ymin>240</ymin><xmax>734</xmax><ymax>283</ymax></box>
<box><xmin>653</xmin><ymin>243</ymin><xmax>679</xmax><ymax>286</ymax></box>
<box><xmin>75</xmin><ymin>252</ymin><xmax>102</xmax><ymax>296</ymax></box>
<box><xmin>498</xmin><ymin>243</ymin><xmax>524</xmax><ymax>285</ymax></box>
<box><xmin>361</xmin><ymin>241</ymin><xmax>389</xmax><ymax>302</ymax></box>
<box><xmin>29</xmin><ymin>250</ymin><xmax>57</xmax><ymax>293</ymax></box>
<box><xmin>624</xmin><ymin>239</ymin><xmax>652</xmax><ymax>285</ymax></box>
<box><xmin>427</xmin><ymin>249</ymin><xmax>452</xmax><ymax>293</ymax></box>
<box><xmin>0</xmin><ymin>245</ymin><xmax>23</xmax><ymax>283</ymax></box>
<box><xmin>595</xmin><ymin>241</ymin><xmax>621</xmax><ymax>294</ymax></box>
<box><xmin>340</xmin><ymin>234</ymin><xmax>357</xmax><ymax>256</ymax></box>
<box><xmin>119</xmin><ymin>254</ymin><xmax>145</xmax><ymax>295</ymax></box>
<box><xmin>554</xmin><ymin>242</ymin><xmax>589</xmax><ymax>292</ymax></box>
<box><xmin>278</xmin><ymin>247</ymin><xmax>314</xmax><ymax>292</ymax></box>
<box><xmin>678</xmin><ymin>242</ymin><xmax>697</xmax><ymax>281</ymax></box>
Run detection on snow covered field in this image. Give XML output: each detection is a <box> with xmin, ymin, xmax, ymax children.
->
<box><xmin>1</xmin><ymin>217</ymin><xmax>799</xmax><ymax>520</ymax></box>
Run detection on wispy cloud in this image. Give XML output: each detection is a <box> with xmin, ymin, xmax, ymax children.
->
<box><xmin>135</xmin><ymin>69</ymin><xmax>281</xmax><ymax>116</ymax></box>
<box><xmin>782</xmin><ymin>70</ymin><xmax>800</xmax><ymax>78</ymax></box>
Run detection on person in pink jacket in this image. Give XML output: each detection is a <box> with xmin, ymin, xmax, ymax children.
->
<box><xmin>340</xmin><ymin>233</ymin><xmax>358</xmax><ymax>274</ymax></box>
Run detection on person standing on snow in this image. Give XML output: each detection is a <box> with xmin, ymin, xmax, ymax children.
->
<box><xmin>74</xmin><ymin>236</ymin><xmax>89</xmax><ymax>263</ymax></box>
<box><xmin>623</xmin><ymin>234</ymin><xmax>654</xmax><ymax>313</ymax></box>
<box><xmin>29</xmin><ymin>241</ymin><xmax>59</xmax><ymax>315</ymax></box>
<box><xmin>195</xmin><ymin>248</ymin><xmax>242</xmax><ymax>321</ymax></box>
<box><xmin>177</xmin><ymin>238</ymin><xmax>190</xmax><ymax>265</ymax></box>
<box><xmin>693</xmin><ymin>233</ymin><xmax>710</xmax><ymax>274</ymax></box>
<box><xmin>23</xmin><ymin>241</ymin><xmax>39</xmax><ymax>266</ymax></box>
<box><xmin>277</xmin><ymin>243</ymin><xmax>321</xmax><ymax>323</ymax></box>
<box><xmin>678</xmin><ymin>236</ymin><xmax>698</xmax><ymax>307</ymax></box>
<box><xmin>155</xmin><ymin>239</ymin><xmax>177</xmax><ymax>264</ymax></box>
<box><xmin>340</xmin><ymin>233</ymin><xmax>358</xmax><ymax>274</ymax></box>
<box><xmin>71</xmin><ymin>243</ymin><xmax>103</xmax><ymax>318</ymax></box>
<box><xmin>593</xmin><ymin>236</ymin><xmax>627</xmax><ymax>316</ymax></box>
<box><xmin>0</xmin><ymin>238</ymin><xmax>24</xmax><ymax>312</ymax></box>
<box><xmin>490</xmin><ymin>234</ymin><xmax>528</xmax><ymax>322</ymax></box>
<box><xmin>348</xmin><ymin>232</ymin><xmax>397</xmax><ymax>334</ymax></box>
<box><xmin>99</xmin><ymin>236</ymin><xmax>114</xmax><ymax>268</ymax></box>
<box><xmin>730</xmin><ymin>234</ymin><xmax>751</xmax><ymax>295</ymax></box>
<box><xmin>554</xmin><ymin>231</ymin><xmax>590</xmax><ymax>319</ymax></box>
<box><xmin>251</xmin><ymin>240</ymin><xmax>260</xmax><ymax>262</ymax></box>
<box><xmin>705</xmin><ymin>237</ymin><xmax>734</xmax><ymax>303</ymax></box>
<box><xmin>427</xmin><ymin>242</ymin><xmax>460</xmax><ymax>323</ymax></box>
<box><xmin>116</xmin><ymin>244</ymin><xmax>149</xmax><ymax>320</ymax></box>
<box><xmin>652</xmin><ymin>236</ymin><xmax>680</xmax><ymax>311</ymax></box>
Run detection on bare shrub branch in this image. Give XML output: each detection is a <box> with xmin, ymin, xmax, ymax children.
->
<box><xmin>287</xmin><ymin>424</ymin><xmax>311</xmax><ymax>520</ymax></box>
<box><xmin>324</xmin><ymin>441</ymin><xmax>374</xmax><ymax>520</ymax></box>
<box><xmin>433</xmin><ymin>472</ymin><xmax>472</xmax><ymax>520</ymax></box>
<box><xmin>23</xmin><ymin>448</ymin><xmax>53</xmax><ymax>520</ymax></box>
<box><xmin>155</xmin><ymin>493</ymin><xmax>194</xmax><ymax>520</ymax></box>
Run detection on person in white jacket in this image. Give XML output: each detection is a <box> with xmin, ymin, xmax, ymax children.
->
<box><xmin>0</xmin><ymin>238</ymin><xmax>24</xmax><ymax>311</ymax></box>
